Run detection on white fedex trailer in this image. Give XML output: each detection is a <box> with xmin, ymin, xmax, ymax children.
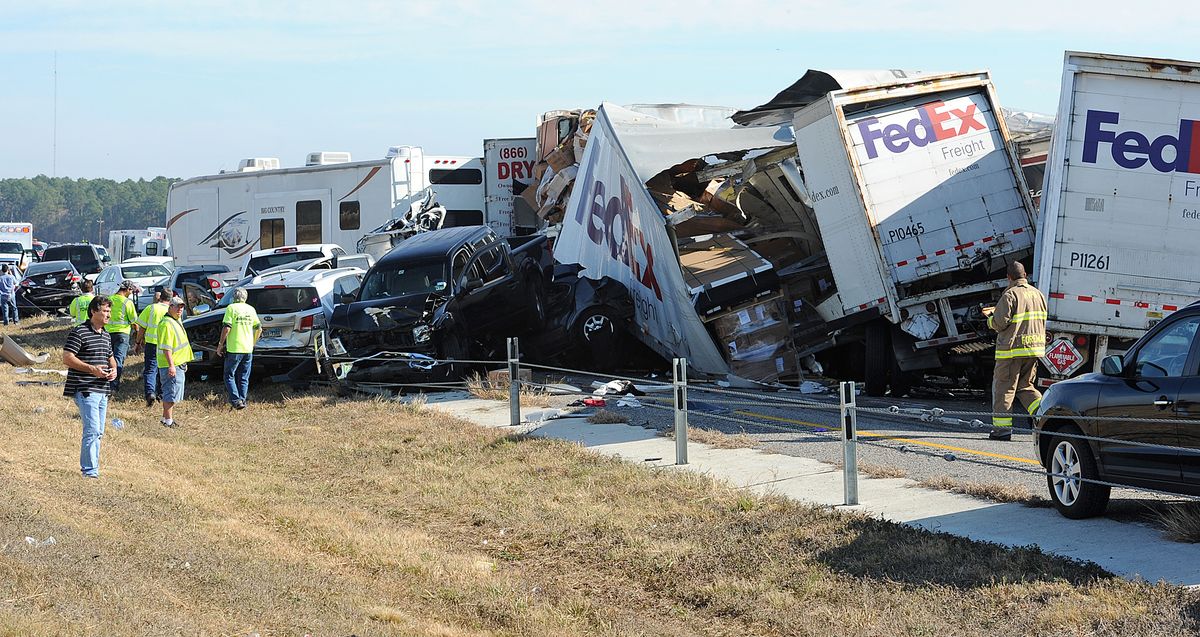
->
<box><xmin>1034</xmin><ymin>52</ymin><xmax>1200</xmax><ymax>383</ymax></box>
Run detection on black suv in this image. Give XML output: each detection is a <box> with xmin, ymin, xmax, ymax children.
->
<box><xmin>40</xmin><ymin>243</ymin><xmax>109</xmax><ymax>278</ymax></box>
<box><xmin>1035</xmin><ymin>303</ymin><xmax>1200</xmax><ymax>518</ymax></box>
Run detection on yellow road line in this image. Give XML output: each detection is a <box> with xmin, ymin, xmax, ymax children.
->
<box><xmin>736</xmin><ymin>411</ymin><xmax>1040</xmax><ymax>466</ymax></box>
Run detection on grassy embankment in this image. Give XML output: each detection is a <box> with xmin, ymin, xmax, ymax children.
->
<box><xmin>0</xmin><ymin>317</ymin><xmax>1197</xmax><ymax>636</ymax></box>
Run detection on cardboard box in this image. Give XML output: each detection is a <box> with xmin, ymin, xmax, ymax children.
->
<box><xmin>546</xmin><ymin>145</ymin><xmax>575</xmax><ymax>172</ymax></box>
<box><xmin>708</xmin><ymin>296</ymin><xmax>798</xmax><ymax>383</ymax></box>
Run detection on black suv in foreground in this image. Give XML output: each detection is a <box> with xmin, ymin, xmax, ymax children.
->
<box><xmin>1035</xmin><ymin>303</ymin><xmax>1200</xmax><ymax>518</ymax></box>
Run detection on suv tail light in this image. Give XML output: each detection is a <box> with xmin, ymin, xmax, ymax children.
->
<box><xmin>297</xmin><ymin>314</ymin><xmax>315</xmax><ymax>332</ymax></box>
<box><xmin>70</xmin><ymin>273</ymin><xmax>81</xmax><ymax>283</ymax></box>
<box><xmin>19</xmin><ymin>278</ymin><xmax>32</xmax><ymax>287</ymax></box>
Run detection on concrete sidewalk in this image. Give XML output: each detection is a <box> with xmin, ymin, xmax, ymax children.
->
<box><xmin>424</xmin><ymin>392</ymin><xmax>1200</xmax><ymax>587</ymax></box>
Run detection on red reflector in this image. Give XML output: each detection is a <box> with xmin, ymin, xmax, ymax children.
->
<box><xmin>450</xmin><ymin>160</ymin><xmax>457</xmax><ymax>164</ymax></box>
<box><xmin>1074</xmin><ymin>335</ymin><xmax>1088</xmax><ymax>347</ymax></box>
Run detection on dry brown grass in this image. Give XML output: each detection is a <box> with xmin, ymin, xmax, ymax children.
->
<box><xmin>662</xmin><ymin>425</ymin><xmax>757</xmax><ymax>449</ymax></box>
<box><xmin>916</xmin><ymin>475</ymin><xmax>1046</xmax><ymax>505</ymax></box>
<box><xmin>465</xmin><ymin>372</ymin><xmax>552</xmax><ymax>408</ymax></box>
<box><xmin>1155</xmin><ymin>504</ymin><xmax>1200</xmax><ymax>543</ymax></box>
<box><xmin>585</xmin><ymin>409</ymin><xmax>628</xmax><ymax>424</ymax></box>
<box><xmin>0</xmin><ymin>319</ymin><xmax>1197</xmax><ymax>636</ymax></box>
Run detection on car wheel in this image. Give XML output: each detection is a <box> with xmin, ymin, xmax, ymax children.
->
<box><xmin>440</xmin><ymin>329</ymin><xmax>469</xmax><ymax>382</ymax></box>
<box><xmin>577</xmin><ymin>307</ymin><xmax>622</xmax><ymax>371</ymax></box>
<box><xmin>1046</xmin><ymin>429</ymin><xmax>1111</xmax><ymax>519</ymax></box>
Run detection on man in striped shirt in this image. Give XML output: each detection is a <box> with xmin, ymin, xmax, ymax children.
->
<box><xmin>62</xmin><ymin>296</ymin><xmax>117</xmax><ymax>479</ymax></box>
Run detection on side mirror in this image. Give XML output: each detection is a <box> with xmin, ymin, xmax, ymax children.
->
<box><xmin>193</xmin><ymin>304</ymin><xmax>211</xmax><ymax>315</ymax></box>
<box><xmin>1101</xmin><ymin>355</ymin><xmax>1124</xmax><ymax>376</ymax></box>
<box><xmin>338</xmin><ymin>293</ymin><xmax>356</xmax><ymax>305</ymax></box>
<box><xmin>102</xmin><ymin>255</ymin><xmax>112</xmax><ymax>263</ymax></box>
<box><xmin>463</xmin><ymin>277</ymin><xmax>484</xmax><ymax>292</ymax></box>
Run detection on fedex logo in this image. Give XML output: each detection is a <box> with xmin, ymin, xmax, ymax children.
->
<box><xmin>574</xmin><ymin>175</ymin><xmax>663</xmax><ymax>301</ymax></box>
<box><xmin>858</xmin><ymin>100</ymin><xmax>987</xmax><ymax>159</ymax></box>
<box><xmin>1081</xmin><ymin>109</ymin><xmax>1200</xmax><ymax>173</ymax></box>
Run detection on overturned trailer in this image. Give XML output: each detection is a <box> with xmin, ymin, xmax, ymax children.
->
<box><xmin>554</xmin><ymin>70</ymin><xmax>1037</xmax><ymax>392</ymax></box>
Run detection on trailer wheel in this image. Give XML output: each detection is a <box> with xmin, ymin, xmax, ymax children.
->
<box><xmin>865</xmin><ymin>322</ymin><xmax>889</xmax><ymax>397</ymax></box>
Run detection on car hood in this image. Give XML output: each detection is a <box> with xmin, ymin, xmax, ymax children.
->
<box><xmin>331</xmin><ymin>293</ymin><xmax>438</xmax><ymax>333</ymax></box>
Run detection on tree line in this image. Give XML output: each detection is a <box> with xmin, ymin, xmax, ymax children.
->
<box><xmin>0</xmin><ymin>176</ymin><xmax>177</xmax><ymax>244</ymax></box>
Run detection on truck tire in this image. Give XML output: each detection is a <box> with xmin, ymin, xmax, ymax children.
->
<box><xmin>865</xmin><ymin>322</ymin><xmax>889</xmax><ymax>397</ymax></box>
<box><xmin>578</xmin><ymin>307</ymin><xmax>622</xmax><ymax>372</ymax></box>
<box><xmin>1046</xmin><ymin>427</ymin><xmax>1110</xmax><ymax>518</ymax></box>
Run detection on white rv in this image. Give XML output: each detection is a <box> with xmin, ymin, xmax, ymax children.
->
<box><xmin>166</xmin><ymin>145</ymin><xmax>535</xmax><ymax>269</ymax></box>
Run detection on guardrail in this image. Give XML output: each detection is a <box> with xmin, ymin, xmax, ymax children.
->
<box><xmin>291</xmin><ymin>335</ymin><xmax>1200</xmax><ymax>509</ymax></box>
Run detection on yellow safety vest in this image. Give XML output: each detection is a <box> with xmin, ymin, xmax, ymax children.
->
<box><xmin>105</xmin><ymin>293</ymin><xmax>138</xmax><ymax>334</ymax></box>
<box><xmin>156</xmin><ymin>316</ymin><xmax>194</xmax><ymax>368</ymax></box>
<box><xmin>70</xmin><ymin>293</ymin><xmax>95</xmax><ymax>325</ymax></box>
<box><xmin>137</xmin><ymin>302</ymin><xmax>170</xmax><ymax>345</ymax></box>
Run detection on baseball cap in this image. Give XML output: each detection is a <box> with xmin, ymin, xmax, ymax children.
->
<box><xmin>119</xmin><ymin>280</ymin><xmax>140</xmax><ymax>292</ymax></box>
<box><xmin>169</xmin><ymin>296</ymin><xmax>186</xmax><ymax>307</ymax></box>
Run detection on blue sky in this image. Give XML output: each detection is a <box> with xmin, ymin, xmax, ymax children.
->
<box><xmin>2</xmin><ymin>1</ymin><xmax>1197</xmax><ymax>180</ymax></box>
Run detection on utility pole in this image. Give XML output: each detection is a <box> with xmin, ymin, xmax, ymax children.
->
<box><xmin>52</xmin><ymin>51</ymin><xmax>57</xmax><ymax>178</ymax></box>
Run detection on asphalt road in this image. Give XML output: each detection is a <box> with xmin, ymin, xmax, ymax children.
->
<box><xmin>538</xmin><ymin>371</ymin><xmax>1182</xmax><ymax>523</ymax></box>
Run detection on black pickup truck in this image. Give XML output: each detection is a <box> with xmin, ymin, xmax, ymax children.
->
<box><xmin>327</xmin><ymin>226</ymin><xmax>551</xmax><ymax>382</ymax></box>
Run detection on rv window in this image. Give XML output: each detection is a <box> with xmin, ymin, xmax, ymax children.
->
<box><xmin>260</xmin><ymin>219</ymin><xmax>285</xmax><ymax>249</ymax></box>
<box><xmin>429</xmin><ymin>168</ymin><xmax>483</xmax><ymax>185</ymax></box>
<box><xmin>443</xmin><ymin>210</ymin><xmax>484</xmax><ymax>227</ymax></box>
<box><xmin>296</xmin><ymin>200</ymin><xmax>322</xmax><ymax>244</ymax></box>
<box><xmin>339</xmin><ymin>201</ymin><xmax>360</xmax><ymax>231</ymax></box>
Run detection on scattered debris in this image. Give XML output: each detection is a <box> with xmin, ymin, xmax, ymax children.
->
<box><xmin>590</xmin><ymin>380</ymin><xmax>646</xmax><ymax>397</ymax></box>
<box><xmin>582</xmin><ymin>398</ymin><xmax>606</xmax><ymax>408</ymax></box>
<box><xmin>799</xmin><ymin>381</ymin><xmax>830</xmax><ymax>394</ymax></box>
<box><xmin>523</xmin><ymin>408</ymin><xmax>563</xmax><ymax>424</ymax></box>
<box><xmin>1</xmin><ymin>335</ymin><xmax>50</xmax><ymax>367</ymax></box>
<box><xmin>24</xmin><ymin>536</ymin><xmax>56</xmax><ymax>548</ymax></box>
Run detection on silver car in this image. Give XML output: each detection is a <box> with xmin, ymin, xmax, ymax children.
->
<box><xmin>194</xmin><ymin>267</ymin><xmax>364</xmax><ymax>368</ymax></box>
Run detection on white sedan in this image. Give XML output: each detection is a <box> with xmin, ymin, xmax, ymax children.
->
<box><xmin>94</xmin><ymin>260</ymin><xmax>175</xmax><ymax>309</ymax></box>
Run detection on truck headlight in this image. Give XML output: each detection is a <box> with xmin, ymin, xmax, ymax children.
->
<box><xmin>412</xmin><ymin>324</ymin><xmax>432</xmax><ymax>343</ymax></box>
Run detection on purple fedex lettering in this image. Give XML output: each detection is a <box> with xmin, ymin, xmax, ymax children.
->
<box><xmin>858</xmin><ymin>100</ymin><xmax>986</xmax><ymax>159</ymax></box>
<box><xmin>1082</xmin><ymin>109</ymin><xmax>1200</xmax><ymax>173</ymax></box>
<box><xmin>577</xmin><ymin>176</ymin><xmax>663</xmax><ymax>301</ymax></box>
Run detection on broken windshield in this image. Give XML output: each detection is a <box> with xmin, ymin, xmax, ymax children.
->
<box><xmin>360</xmin><ymin>262</ymin><xmax>447</xmax><ymax>301</ymax></box>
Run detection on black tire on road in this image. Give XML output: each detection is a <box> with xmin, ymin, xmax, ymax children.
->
<box><xmin>864</xmin><ymin>321</ymin><xmax>889</xmax><ymax>397</ymax></box>
<box><xmin>1046</xmin><ymin>428</ymin><xmax>1111</xmax><ymax>519</ymax></box>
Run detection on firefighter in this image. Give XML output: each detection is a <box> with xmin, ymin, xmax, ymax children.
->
<box><xmin>984</xmin><ymin>261</ymin><xmax>1047</xmax><ymax>441</ymax></box>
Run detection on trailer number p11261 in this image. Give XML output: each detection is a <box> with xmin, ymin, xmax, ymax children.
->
<box><xmin>1070</xmin><ymin>252</ymin><xmax>1109</xmax><ymax>270</ymax></box>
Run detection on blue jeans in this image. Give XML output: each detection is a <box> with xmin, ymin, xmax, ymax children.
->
<box><xmin>109</xmin><ymin>332</ymin><xmax>130</xmax><ymax>393</ymax></box>
<box><xmin>1</xmin><ymin>295</ymin><xmax>17</xmax><ymax>324</ymax></box>
<box><xmin>159</xmin><ymin>366</ymin><xmax>186</xmax><ymax>403</ymax></box>
<box><xmin>74</xmin><ymin>390</ymin><xmax>108</xmax><ymax>477</ymax></box>
<box><xmin>224</xmin><ymin>352</ymin><xmax>253</xmax><ymax>405</ymax></box>
<box><xmin>143</xmin><ymin>343</ymin><xmax>161</xmax><ymax>399</ymax></box>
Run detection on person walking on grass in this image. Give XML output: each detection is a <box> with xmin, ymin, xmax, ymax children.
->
<box><xmin>0</xmin><ymin>264</ymin><xmax>19</xmax><ymax>326</ymax></box>
<box><xmin>106</xmin><ymin>280</ymin><xmax>141</xmax><ymax>393</ymax></box>
<box><xmin>156</xmin><ymin>296</ymin><xmax>193</xmax><ymax>428</ymax></box>
<box><xmin>62</xmin><ymin>296</ymin><xmax>117</xmax><ymax>479</ymax></box>
<box><xmin>985</xmin><ymin>261</ymin><xmax>1048</xmax><ymax>441</ymax></box>
<box><xmin>133</xmin><ymin>289</ymin><xmax>172</xmax><ymax>407</ymax></box>
<box><xmin>216</xmin><ymin>287</ymin><xmax>260</xmax><ymax>409</ymax></box>
<box><xmin>69</xmin><ymin>279</ymin><xmax>96</xmax><ymax>325</ymax></box>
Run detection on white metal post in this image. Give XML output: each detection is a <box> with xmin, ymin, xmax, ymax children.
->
<box><xmin>673</xmin><ymin>358</ymin><xmax>688</xmax><ymax>465</ymax></box>
<box><xmin>840</xmin><ymin>381</ymin><xmax>859</xmax><ymax>506</ymax></box>
<box><xmin>507</xmin><ymin>337</ymin><xmax>520</xmax><ymax>427</ymax></box>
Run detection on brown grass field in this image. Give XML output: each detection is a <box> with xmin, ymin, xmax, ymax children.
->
<box><xmin>1</xmin><ymin>316</ymin><xmax>1198</xmax><ymax>636</ymax></box>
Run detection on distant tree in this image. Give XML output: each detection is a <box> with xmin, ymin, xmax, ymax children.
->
<box><xmin>0</xmin><ymin>175</ymin><xmax>179</xmax><ymax>243</ymax></box>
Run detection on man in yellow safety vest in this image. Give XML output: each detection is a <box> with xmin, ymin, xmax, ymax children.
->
<box><xmin>69</xmin><ymin>280</ymin><xmax>96</xmax><ymax>325</ymax></box>
<box><xmin>105</xmin><ymin>280</ymin><xmax>141</xmax><ymax>393</ymax></box>
<box><xmin>133</xmin><ymin>289</ymin><xmax>172</xmax><ymax>407</ymax></box>
<box><xmin>985</xmin><ymin>261</ymin><xmax>1048</xmax><ymax>441</ymax></box>
<box><xmin>156</xmin><ymin>296</ymin><xmax>193</xmax><ymax>428</ymax></box>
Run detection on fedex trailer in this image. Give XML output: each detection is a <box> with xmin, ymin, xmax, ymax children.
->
<box><xmin>1033</xmin><ymin>51</ymin><xmax>1200</xmax><ymax>383</ymax></box>
<box><xmin>792</xmin><ymin>71</ymin><xmax>1037</xmax><ymax>394</ymax></box>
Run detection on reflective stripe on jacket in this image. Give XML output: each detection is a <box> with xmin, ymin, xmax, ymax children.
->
<box><xmin>989</xmin><ymin>278</ymin><xmax>1047</xmax><ymax>359</ymax></box>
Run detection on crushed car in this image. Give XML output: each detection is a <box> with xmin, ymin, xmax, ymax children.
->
<box><xmin>324</xmin><ymin>225</ymin><xmax>552</xmax><ymax>383</ymax></box>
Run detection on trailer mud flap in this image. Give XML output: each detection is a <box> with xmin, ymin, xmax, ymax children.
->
<box><xmin>892</xmin><ymin>328</ymin><xmax>941</xmax><ymax>371</ymax></box>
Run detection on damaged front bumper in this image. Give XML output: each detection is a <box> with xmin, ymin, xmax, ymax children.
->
<box><xmin>321</xmin><ymin>329</ymin><xmax>452</xmax><ymax>384</ymax></box>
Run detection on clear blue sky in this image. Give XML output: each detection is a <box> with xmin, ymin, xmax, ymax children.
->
<box><xmin>2</xmin><ymin>1</ymin><xmax>1197</xmax><ymax>180</ymax></box>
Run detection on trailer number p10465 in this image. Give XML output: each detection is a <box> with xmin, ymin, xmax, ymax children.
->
<box><xmin>1070</xmin><ymin>252</ymin><xmax>1109</xmax><ymax>270</ymax></box>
